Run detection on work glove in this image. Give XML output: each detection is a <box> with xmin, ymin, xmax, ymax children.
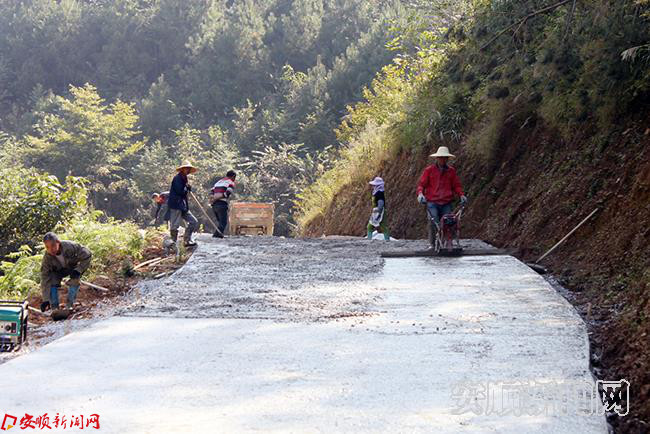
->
<box><xmin>57</xmin><ymin>268</ymin><xmax>73</xmax><ymax>279</ymax></box>
<box><xmin>186</xmin><ymin>184</ymin><xmax>192</xmax><ymax>193</ymax></box>
<box><xmin>460</xmin><ymin>195</ymin><xmax>468</xmax><ymax>205</ymax></box>
<box><xmin>40</xmin><ymin>301</ymin><xmax>50</xmax><ymax>312</ymax></box>
<box><xmin>417</xmin><ymin>193</ymin><xmax>427</xmax><ymax>205</ymax></box>
<box><xmin>70</xmin><ymin>269</ymin><xmax>81</xmax><ymax>280</ymax></box>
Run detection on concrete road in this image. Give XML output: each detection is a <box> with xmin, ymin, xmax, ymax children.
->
<box><xmin>0</xmin><ymin>236</ymin><xmax>607</xmax><ymax>433</ymax></box>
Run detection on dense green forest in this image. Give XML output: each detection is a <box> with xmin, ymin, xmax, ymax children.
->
<box><xmin>0</xmin><ymin>0</ymin><xmax>413</xmax><ymax>237</ymax></box>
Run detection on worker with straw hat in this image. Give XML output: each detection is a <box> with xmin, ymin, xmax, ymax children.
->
<box><xmin>168</xmin><ymin>162</ymin><xmax>199</xmax><ymax>247</ymax></box>
<box><xmin>416</xmin><ymin>146</ymin><xmax>467</xmax><ymax>249</ymax></box>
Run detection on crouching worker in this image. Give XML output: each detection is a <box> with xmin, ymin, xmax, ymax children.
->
<box><xmin>40</xmin><ymin>232</ymin><xmax>92</xmax><ymax>312</ymax></box>
<box><xmin>367</xmin><ymin>177</ymin><xmax>390</xmax><ymax>241</ymax></box>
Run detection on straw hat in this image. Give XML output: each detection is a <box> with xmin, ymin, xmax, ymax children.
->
<box><xmin>176</xmin><ymin>162</ymin><xmax>197</xmax><ymax>174</ymax></box>
<box><xmin>368</xmin><ymin>177</ymin><xmax>384</xmax><ymax>186</ymax></box>
<box><xmin>429</xmin><ymin>146</ymin><xmax>455</xmax><ymax>159</ymax></box>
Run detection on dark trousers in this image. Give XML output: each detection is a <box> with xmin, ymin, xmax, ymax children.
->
<box><xmin>426</xmin><ymin>202</ymin><xmax>453</xmax><ymax>246</ymax></box>
<box><xmin>212</xmin><ymin>201</ymin><xmax>229</xmax><ymax>235</ymax></box>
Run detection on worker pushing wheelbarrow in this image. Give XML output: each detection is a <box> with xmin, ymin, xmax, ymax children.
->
<box><xmin>416</xmin><ymin>146</ymin><xmax>468</xmax><ymax>254</ymax></box>
<box><xmin>427</xmin><ymin>202</ymin><xmax>465</xmax><ymax>256</ymax></box>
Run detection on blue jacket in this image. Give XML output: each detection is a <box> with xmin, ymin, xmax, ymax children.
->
<box><xmin>168</xmin><ymin>173</ymin><xmax>189</xmax><ymax>212</ymax></box>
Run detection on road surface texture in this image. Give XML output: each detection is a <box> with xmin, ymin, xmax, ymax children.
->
<box><xmin>0</xmin><ymin>235</ymin><xmax>607</xmax><ymax>433</ymax></box>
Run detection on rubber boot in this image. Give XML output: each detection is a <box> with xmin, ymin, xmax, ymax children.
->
<box><xmin>170</xmin><ymin>229</ymin><xmax>179</xmax><ymax>243</ymax></box>
<box><xmin>50</xmin><ymin>286</ymin><xmax>60</xmax><ymax>310</ymax></box>
<box><xmin>383</xmin><ymin>231</ymin><xmax>390</xmax><ymax>241</ymax></box>
<box><xmin>367</xmin><ymin>228</ymin><xmax>374</xmax><ymax>240</ymax></box>
<box><xmin>66</xmin><ymin>285</ymin><xmax>79</xmax><ymax>310</ymax></box>
<box><xmin>184</xmin><ymin>230</ymin><xmax>195</xmax><ymax>246</ymax></box>
<box><xmin>184</xmin><ymin>232</ymin><xmax>197</xmax><ymax>247</ymax></box>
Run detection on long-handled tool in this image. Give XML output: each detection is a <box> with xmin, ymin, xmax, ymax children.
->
<box><xmin>190</xmin><ymin>191</ymin><xmax>224</xmax><ymax>237</ymax></box>
<box><xmin>381</xmin><ymin>248</ymin><xmax>513</xmax><ymax>258</ymax></box>
<box><xmin>536</xmin><ymin>208</ymin><xmax>600</xmax><ymax>264</ymax></box>
<box><xmin>526</xmin><ymin>207</ymin><xmax>600</xmax><ymax>274</ymax></box>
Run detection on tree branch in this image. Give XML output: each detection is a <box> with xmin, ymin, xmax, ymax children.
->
<box><xmin>563</xmin><ymin>0</ymin><xmax>578</xmax><ymax>42</ymax></box>
<box><xmin>480</xmin><ymin>0</ymin><xmax>572</xmax><ymax>51</ymax></box>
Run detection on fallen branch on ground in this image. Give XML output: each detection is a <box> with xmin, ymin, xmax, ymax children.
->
<box><xmin>81</xmin><ymin>280</ymin><xmax>110</xmax><ymax>293</ymax></box>
<box><xmin>28</xmin><ymin>306</ymin><xmax>48</xmax><ymax>316</ymax></box>
<box><xmin>133</xmin><ymin>257</ymin><xmax>165</xmax><ymax>270</ymax></box>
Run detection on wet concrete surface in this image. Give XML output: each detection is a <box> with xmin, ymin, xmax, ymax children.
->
<box><xmin>123</xmin><ymin>235</ymin><xmax>493</xmax><ymax>321</ymax></box>
<box><xmin>0</xmin><ymin>235</ymin><xmax>607</xmax><ymax>433</ymax></box>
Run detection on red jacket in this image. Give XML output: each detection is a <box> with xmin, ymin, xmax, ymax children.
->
<box><xmin>417</xmin><ymin>164</ymin><xmax>464</xmax><ymax>205</ymax></box>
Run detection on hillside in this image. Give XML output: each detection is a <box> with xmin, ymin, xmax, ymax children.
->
<box><xmin>0</xmin><ymin>0</ymin><xmax>408</xmax><ymax>233</ymax></box>
<box><xmin>298</xmin><ymin>1</ymin><xmax>650</xmax><ymax>431</ymax></box>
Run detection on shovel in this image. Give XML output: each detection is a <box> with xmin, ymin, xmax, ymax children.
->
<box><xmin>190</xmin><ymin>191</ymin><xmax>224</xmax><ymax>237</ymax></box>
<box><xmin>527</xmin><ymin>208</ymin><xmax>600</xmax><ymax>274</ymax></box>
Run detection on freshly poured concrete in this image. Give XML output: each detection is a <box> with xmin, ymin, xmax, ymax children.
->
<box><xmin>0</xmin><ymin>238</ymin><xmax>607</xmax><ymax>433</ymax></box>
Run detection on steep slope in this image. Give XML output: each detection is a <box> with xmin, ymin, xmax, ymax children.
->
<box><xmin>304</xmin><ymin>100</ymin><xmax>650</xmax><ymax>434</ymax></box>
<box><xmin>298</xmin><ymin>1</ymin><xmax>650</xmax><ymax>431</ymax></box>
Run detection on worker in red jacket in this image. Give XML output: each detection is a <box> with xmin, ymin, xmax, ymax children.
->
<box><xmin>416</xmin><ymin>146</ymin><xmax>468</xmax><ymax>248</ymax></box>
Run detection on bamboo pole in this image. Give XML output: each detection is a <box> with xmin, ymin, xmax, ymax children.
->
<box><xmin>28</xmin><ymin>306</ymin><xmax>48</xmax><ymax>316</ymax></box>
<box><xmin>536</xmin><ymin>208</ymin><xmax>600</xmax><ymax>264</ymax></box>
<box><xmin>133</xmin><ymin>257</ymin><xmax>165</xmax><ymax>271</ymax></box>
<box><xmin>81</xmin><ymin>280</ymin><xmax>110</xmax><ymax>293</ymax></box>
<box><xmin>190</xmin><ymin>191</ymin><xmax>223</xmax><ymax>236</ymax></box>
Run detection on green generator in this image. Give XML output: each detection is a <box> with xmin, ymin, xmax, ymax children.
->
<box><xmin>0</xmin><ymin>300</ymin><xmax>28</xmax><ymax>352</ymax></box>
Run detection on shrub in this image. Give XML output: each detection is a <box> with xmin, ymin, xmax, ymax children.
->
<box><xmin>59</xmin><ymin>212</ymin><xmax>146</xmax><ymax>271</ymax></box>
<box><xmin>0</xmin><ymin>247</ymin><xmax>42</xmax><ymax>300</ymax></box>
<box><xmin>0</xmin><ymin>167</ymin><xmax>87</xmax><ymax>258</ymax></box>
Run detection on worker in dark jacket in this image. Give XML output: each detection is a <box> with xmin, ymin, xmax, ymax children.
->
<box><xmin>40</xmin><ymin>232</ymin><xmax>92</xmax><ymax>311</ymax></box>
<box><xmin>416</xmin><ymin>146</ymin><xmax>467</xmax><ymax>248</ymax></box>
<box><xmin>168</xmin><ymin>162</ymin><xmax>199</xmax><ymax>247</ymax></box>
<box><xmin>367</xmin><ymin>177</ymin><xmax>390</xmax><ymax>241</ymax></box>
<box><xmin>209</xmin><ymin>170</ymin><xmax>237</xmax><ymax>238</ymax></box>
<box><xmin>151</xmin><ymin>191</ymin><xmax>170</xmax><ymax>226</ymax></box>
